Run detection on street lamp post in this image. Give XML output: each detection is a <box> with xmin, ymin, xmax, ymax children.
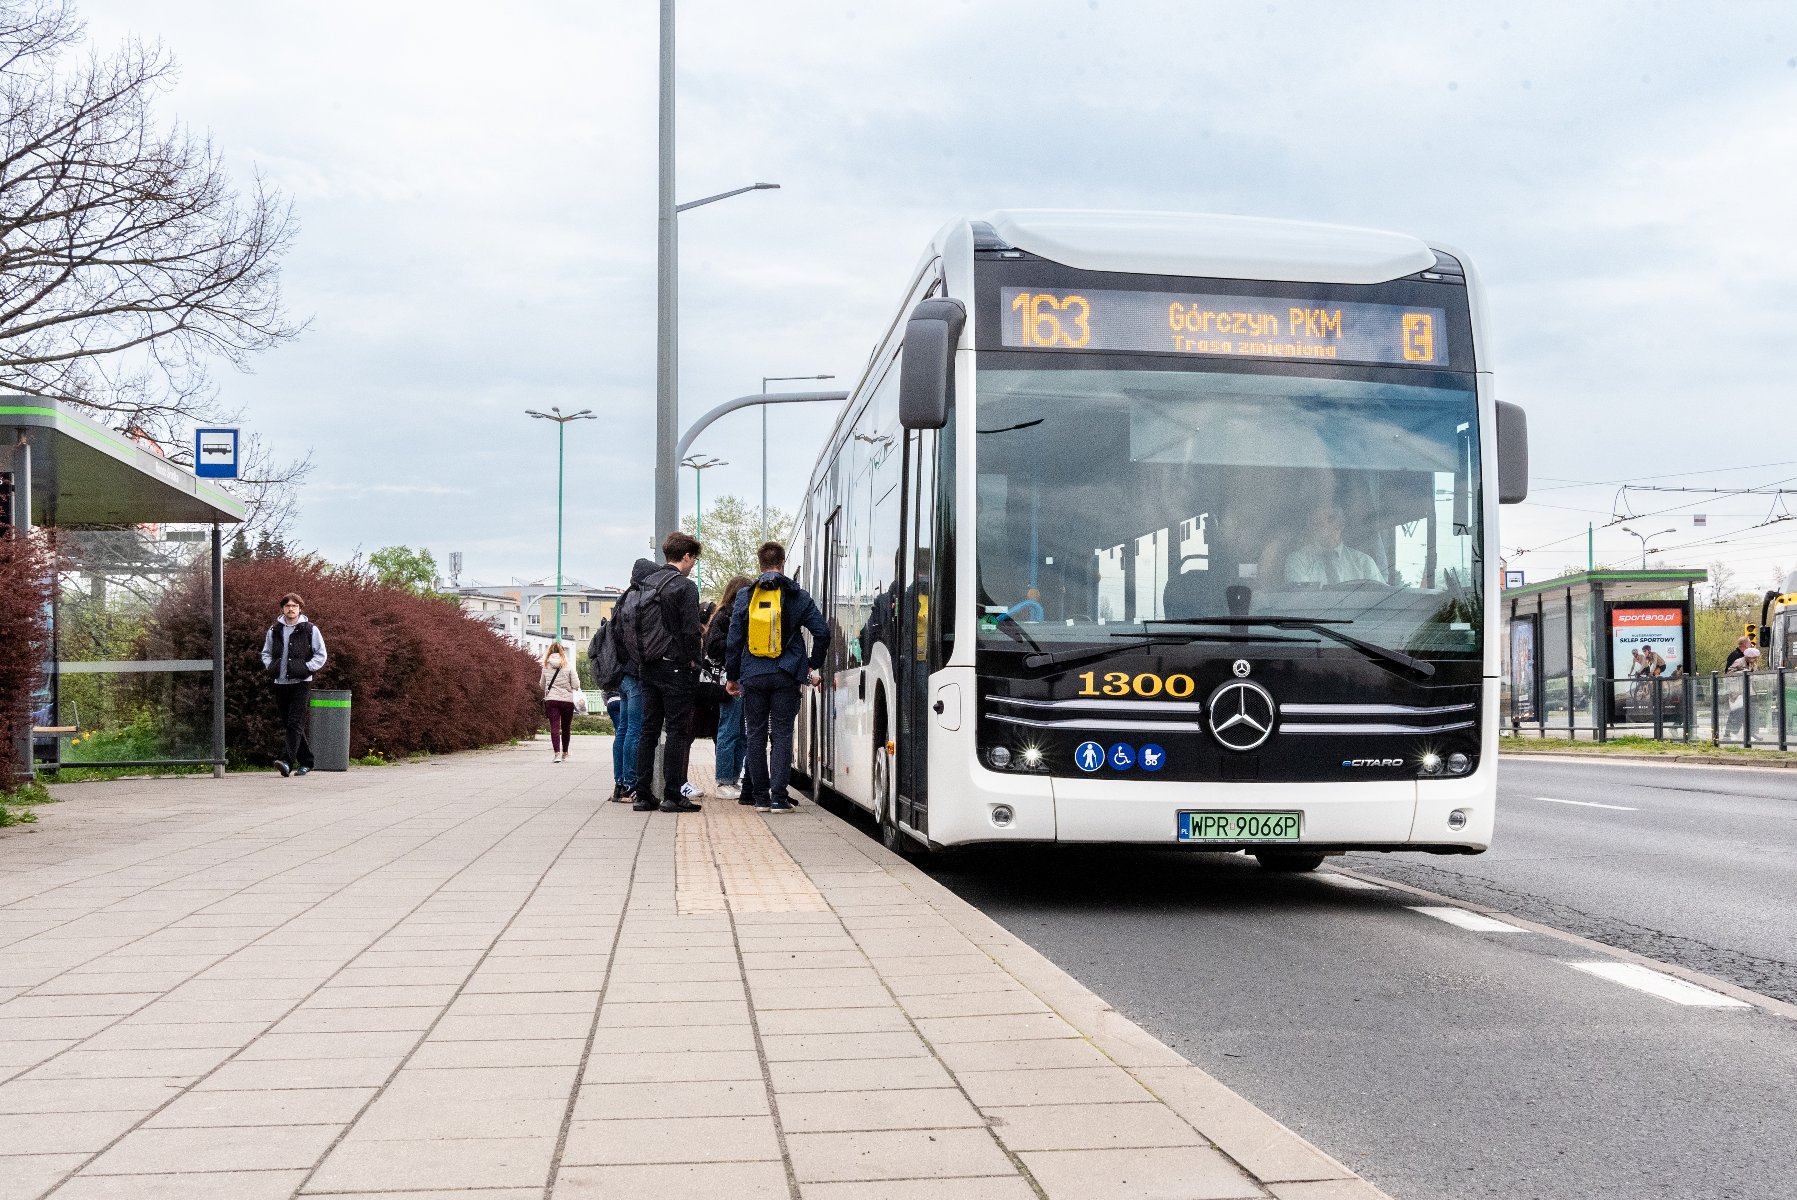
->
<box><xmin>1620</xmin><ymin>526</ymin><xmax>1676</xmax><ymax>570</ymax></box>
<box><xmin>760</xmin><ymin>374</ymin><xmax>834</xmax><ymax>543</ymax></box>
<box><xmin>681</xmin><ymin>454</ymin><xmax>727</xmax><ymax>592</ymax></box>
<box><xmin>526</xmin><ymin>406</ymin><xmax>595</xmax><ymax>639</ymax></box>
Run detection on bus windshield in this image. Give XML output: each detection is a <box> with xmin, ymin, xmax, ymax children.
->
<box><xmin>974</xmin><ymin>358</ymin><xmax>1483</xmax><ymax>659</ymax></box>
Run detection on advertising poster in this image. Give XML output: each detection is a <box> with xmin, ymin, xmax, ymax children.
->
<box><xmin>1612</xmin><ymin>607</ymin><xmax>1685</xmax><ymax>679</ymax></box>
<box><xmin>1510</xmin><ymin>618</ymin><xmax>1537</xmax><ymax>720</ymax></box>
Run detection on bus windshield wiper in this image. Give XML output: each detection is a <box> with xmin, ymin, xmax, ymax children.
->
<box><xmin>1020</xmin><ymin>629</ymin><xmax>1310</xmax><ymax>672</ymax></box>
<box><xmin>1142</xmin><ymin>617</ymin><xmax>1436</xmax><ymax>678</ymax></box>
<box><xmin>990</xmin><ymin>611</ymin><xmax>1044</xmax><ymax>656</ymax></box>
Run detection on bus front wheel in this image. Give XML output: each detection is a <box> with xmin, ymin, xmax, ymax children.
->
<box><xmin>1254</xmin><ymin>851</ymin><xmax>1326</xmax><ymax>873</ymax></box>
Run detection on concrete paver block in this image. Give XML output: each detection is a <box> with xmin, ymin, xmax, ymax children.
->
<box><xmin>1019</xmin><ymin>1146</ymin><xmax>1264</xmax><ymax>1200</ymax></box>
<box><xmin>786</xmin><ymin>1127</ymin><xmax>1017</xmax><ymax>1183</ymax></box>
<box><xmin>307</xmin><ymin>1134</ymin><xmax>557</xmax><ymax>1192</ymax></box>
<box><xmin>46</xmin><ymin>1168</ymin><xmax>312</xmax><ymax>1199</ymax></box>
<box><xmin>561</xmin><ymin>1114</ymin><xmax>781</xmax><ymax>1165</ymax></box>
<box><xmin>553</xmin><ymin>1160</ymin><xmax>790</xmax><ymax>1199</ymax></box>
<box><xmin>775</xmin><ymin>1087</ymin><xmax>984</xmax><ymax>1133</ymax></box>
<box><xmin>799</xmin><ymin>1178</ymin><xmax>1039</xmax><ymax>1200</ymax></box>
<box><xmin>575</xmin><ymin>1079</ymin><xmax>771</xmax><ymax>1120</ymax></box>
<box><xmin>83</xmin><ymin>1122</ymin><xmax>343</xmax><ymax>1174</ymax></box>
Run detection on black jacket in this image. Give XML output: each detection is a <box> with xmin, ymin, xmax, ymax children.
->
<box><xmin>624</xmin><ymin>556</ymin><xmax>703</xmax><ymax>668</ymax></box>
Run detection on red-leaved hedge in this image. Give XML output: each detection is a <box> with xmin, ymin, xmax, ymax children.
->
<box><xmin>0</xmin><ymin>534</ymin><xmax>53</xmax><ymax>783</ymax></box>
<box><xmin>146</xmin><ymin>555</ymin><xmax>542</xmax><ymax>764</ymax></box>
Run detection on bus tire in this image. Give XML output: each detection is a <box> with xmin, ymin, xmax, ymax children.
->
<box><xmin>1254</xmin><ymin>851</ymin><xmax>1326</xmax><ymax>873</ymax></box>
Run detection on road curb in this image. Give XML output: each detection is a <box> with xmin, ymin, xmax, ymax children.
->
<box><xmin>784</xmin><ymin>802</ymin><xmax>1392</xmax><ymax>1197</ymax></box>
<box><xmin>1502</xmin><ymin>749</ymin><xmax>1797</xmax><ymax>770</ymax></box>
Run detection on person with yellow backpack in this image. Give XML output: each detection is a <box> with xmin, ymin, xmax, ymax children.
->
<box><xmin>724</xmin><ymin>541</ymin><xmax>831</xmax><ymax>813</ymax></box>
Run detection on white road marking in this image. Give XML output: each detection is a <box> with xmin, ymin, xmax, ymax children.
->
<box><xmin>1315</xmin><ymin>873</ymin><xmax>1385</xmax><ymax>890</ymax></box>
<box><xmin>1409</xmin><ymin>906</ymin><xmax>1525</xmax><ymax>932</ymax></box>
<box><xmin>1535</xmin><ymin>796</ymin><xmax>1638</xmax><ymax>811</ymax></box>
<box><xmin>1568</xmin><ymin>961</ymin><xmax>1752</xmax><ymax>1008</ymax></box>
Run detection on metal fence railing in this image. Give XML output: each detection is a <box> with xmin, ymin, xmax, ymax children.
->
<box><xmin>1506</xmin><ymin>671</ymin><xmax>1797</xmax><ymax>747</ymax></box>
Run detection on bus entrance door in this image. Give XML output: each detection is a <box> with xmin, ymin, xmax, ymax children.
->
<box><xmin>895</xmin><ymin>428</ymin><xmax>937</xmax><ymax>833</ymax></box>
<box><xmin>818</xmin><ymin>510</ymin><xmax>841</xmax><ymax>789</ymax></box>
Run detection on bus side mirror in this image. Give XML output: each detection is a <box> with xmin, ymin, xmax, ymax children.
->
<box><xmin>1496</xmin><ymin>401</ymin><xmax>1529</xmax><ymax>504</ymax></box>
<box><xmin>899</xmin><ymin>297</ymin><xmax>966</xmax><ymax>430</ymax></box>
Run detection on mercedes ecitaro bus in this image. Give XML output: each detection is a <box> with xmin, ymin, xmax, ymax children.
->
<box><xmin>790</xmin><ymin>210</ymin><xmax>1529</xmax><ymax>869</ymax></box>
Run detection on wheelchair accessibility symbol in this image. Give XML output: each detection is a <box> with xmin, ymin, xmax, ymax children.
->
<box><xmin>1074</xmin><ymin>741</ymin><xmax>1104</xmax><ymax>773</ymax></box>
<box><xmin>1109</xmin><ymin>743</ymin><xmax>1135</xmax><ymax>770</ymax></box>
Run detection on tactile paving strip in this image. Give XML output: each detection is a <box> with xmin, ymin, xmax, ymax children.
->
<box><xmin>674</xmin><ymin>801</ymin><xmax>829</xmax><ymax>914</ymax></box>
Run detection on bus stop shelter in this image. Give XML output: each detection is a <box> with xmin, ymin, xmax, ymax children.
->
<box><xmin>2</xmin><ymin>397</ymin><xmax>243</xmax><ymax>780</ymax></box>
<box><xmin>1502</xmin><ymin>567</ymin><xmax>1707</xmax><ymax>739</ymax></box>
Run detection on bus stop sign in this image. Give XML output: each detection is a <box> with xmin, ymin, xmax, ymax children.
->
<box><xmin>194</xmin><ymin>428</ymin><xmax>239</xmax><ymax>478</ymax></box>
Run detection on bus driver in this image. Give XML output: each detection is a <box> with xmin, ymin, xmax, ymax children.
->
<box><xmin>1282</xmin><ymin>501</ymin><xmax>1384</xmax><ymax>587</ymax></box>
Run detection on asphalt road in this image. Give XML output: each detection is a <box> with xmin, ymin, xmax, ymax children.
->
<box><xmin>901</xmin><ymin>756</ymin><xmax>1797</xmax><ymax>1200</ymax></box>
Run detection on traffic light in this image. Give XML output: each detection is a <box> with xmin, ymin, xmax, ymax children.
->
<box><xmin>1745</xmin><ymin>622</ymin><xmax>1760</xmax><ymax>647</ymax></box>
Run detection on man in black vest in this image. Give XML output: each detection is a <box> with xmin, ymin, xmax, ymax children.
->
<box><xmin>623</xmin><ymin>532</ymin><xmax>704</xmax><ymax>813</ymax></box>
<box><xmin>260</xmin><ymin>591</ymin><xmax>328</xmax><ymax>777</ymax></box>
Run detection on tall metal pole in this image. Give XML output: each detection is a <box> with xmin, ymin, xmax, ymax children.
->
<box><xmin>211</xmin><ymin>522</ymin><xmax>225</xmax><ymax>779</ymax></box>
<box><xmin>695</xmin><ymin>465</ymin><xmax>703</xmax><ymax>593</ymax></box>
<box><xmin>527</xmin><ymin>407</ymin><xmax>594</xmax><ymax>641</ymax></box>
<box><xmin>654</xmin><ymin>0</ymin><xmax>678</xmax><ymax>545</ymax></box>
<box><xmin>555</xmin><ymin>420</ymin><xmax>565</xmax><ymax>639</ymax></box>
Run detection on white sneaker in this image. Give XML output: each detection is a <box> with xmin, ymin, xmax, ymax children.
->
<box><xmin>681</xmin><ymin>781</ymin><xmax>702</xmax><ymax>800</ymax></box>
<box><xmin>716</xmin><ymin>784</ymin><xmax>741</xmax><ymax>801</ymax></box>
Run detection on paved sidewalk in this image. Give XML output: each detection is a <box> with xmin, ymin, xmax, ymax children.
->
<box><xmin>0</xmin><ymin>742</ymin><xmax>1389</xmax><ymax>1199</ymax></box>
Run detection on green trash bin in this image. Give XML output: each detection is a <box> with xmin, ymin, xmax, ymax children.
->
<box><xmin>308</xmin><ymin>689</ymin><xmax>353</xmax><ymax>772</ymax></box>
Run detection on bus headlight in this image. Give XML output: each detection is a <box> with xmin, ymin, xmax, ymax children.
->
<box><xmin>990</xmin><ymin>805</ymin><xmax>1015</xmax><ymax>828</ymax></box>
<box><xmin>1447</xmin><ymin>808</ymin><xmax>1469</xmax><ymax>830</ymax></box>
<box><xmin>1446</xmin><ymin>752</ymin><xmax>1471</xmax><ymax>775</ymax></box>
<box><xmin>986</xmin><ymin>746</ymin><xmax>1012</xmax><ymax>770</ymax></box>
<box><xmin>1020</xmin><ymin>746</ymin><xmax>1043</xmax><ymax>768</ymax></box>
<box><xmin>1418</xmin><ymin>752</ymin><xmax>1443</xmax><ymax>776</ymax></box>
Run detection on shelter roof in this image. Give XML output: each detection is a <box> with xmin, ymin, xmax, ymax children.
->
<box><xmin>0</xmin><ymin>397</ymin><xmax>244</xmax><ymax>527</ymax></box>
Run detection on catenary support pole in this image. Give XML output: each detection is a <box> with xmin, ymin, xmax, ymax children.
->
<box><xmin>211</xmin><ymin>522</ymin><xmax>225</xmax><ymax>779</ymax></box>
<box><xmin>654</xmin><ymin>0</ymin><xmax>678</xmax><ymax>543</ymax></box>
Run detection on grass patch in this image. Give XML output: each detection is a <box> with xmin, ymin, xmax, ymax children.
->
<box><xmin>570</xmin><ymin>714</ymin><xmax>615</xmax><ymax>736</ymax></box>
<box><xmin>0</xmin><ymin>778</ymin><xmax>56</xmax><ymax>825</ymax></box>
<box><xmin>1502</xmin><ymin>735</ymin><xmax>1796</xmax><ymax>761</ymax></box>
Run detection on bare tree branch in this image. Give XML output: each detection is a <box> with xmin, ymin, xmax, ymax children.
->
<box><xmin>0</xmin><ymin>2</ymin><xmax>307</xmax><ymax>534</ymax></box>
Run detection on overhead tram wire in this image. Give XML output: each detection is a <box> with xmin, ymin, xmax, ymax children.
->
<box><xmin>1533</xmin><ymin>458</ymin><xmax>1797</xmax><ymax>492</ymax></box>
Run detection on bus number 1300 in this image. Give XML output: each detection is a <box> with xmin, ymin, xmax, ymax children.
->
<box><xmin>1077</xmin><ymin>671</ymin><xmax>1195</xmax><ymax>698</ymax></box>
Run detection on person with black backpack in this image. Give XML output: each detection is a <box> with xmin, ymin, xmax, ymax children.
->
<box><xmin>619</xmin><ymin>531</ymin><xmax>704</xmax><ymax>813</ymax></box>
<box><xmin>588</xmin><ymin>608</ymin><xmax>639</xmax><ymax>802</ymax></box>
<box><xmin>725</xmin><ymin>541</ymin><xmax>830</xmax><ymax>813</ymax></box>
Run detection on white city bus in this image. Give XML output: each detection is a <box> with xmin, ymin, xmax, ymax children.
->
<box><xmin>789</xmin><ymin>211</ymin><xmax>1528</xmax><ymax>869</ymax></box>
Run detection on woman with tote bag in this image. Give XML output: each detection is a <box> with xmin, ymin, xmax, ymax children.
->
<box><xmin>540</xmin><ymin>642</ymin><xmax>586</xmax><ymax>763</ymax></box>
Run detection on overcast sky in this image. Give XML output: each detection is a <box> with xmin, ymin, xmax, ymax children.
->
<box><xmin>79</xmin><ymin>1</ymin><xmax>1797</xmax><ymax>593</ymax></box>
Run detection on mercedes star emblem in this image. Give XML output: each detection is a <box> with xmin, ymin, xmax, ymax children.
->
<box><xmin>1232</xmin><ymin>659</ymin><xmax>1251</xmax><ymax>678</ymax></box>
<box><xmin>1207</xmin><ymin>680</ymin><xmax>1276</xmax><ymax>751</ymax></box>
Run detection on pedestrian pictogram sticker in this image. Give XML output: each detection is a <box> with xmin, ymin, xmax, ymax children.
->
<box><xmin>1075</xmin><ymin>741</ymin><xmax>1104</xmax><ymax>772</ymax></box>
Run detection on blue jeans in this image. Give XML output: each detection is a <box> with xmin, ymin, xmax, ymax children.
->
<box><xmin>743</xmin><ymin>676</ymin><xmax>801</xmax><ymax>804</ymax></box>
<box><xmin>714</xmin><ymin>693</ymin><xmax>745</xmax><ymax>785</ymax></box>
<box><xmin>612</xmin><ymin>674</ymin><xmax>644</xmax><ymax>788</ymax></box>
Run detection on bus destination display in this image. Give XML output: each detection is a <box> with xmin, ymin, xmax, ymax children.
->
<box><xmin>1000</xmin><ymin>286</ymin><xmax>1449</xmax><ymax>367</ymax></box>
